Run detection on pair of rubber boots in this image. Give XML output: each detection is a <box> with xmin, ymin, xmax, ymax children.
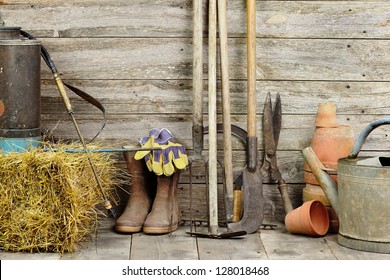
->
<box><xmin>115</xmin><ymin>152</ymin><xmax>180</xmax><ymax>234</ymax></box>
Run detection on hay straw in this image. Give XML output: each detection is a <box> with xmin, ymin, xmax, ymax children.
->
<box><xmin>0</xmin><ymin>142</ymin><xmax>122</xmax><ymax>254</ymax></box>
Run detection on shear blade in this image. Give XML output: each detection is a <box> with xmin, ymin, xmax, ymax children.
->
<box><xmin>263</xmin><ymin>92</ymin><xmax>282</xmax><ymax>148</ymax></box>
<box><xmin>272</xmin><ymin>93</ymin><xmax>282</xmax><ymax>145</ymax></box>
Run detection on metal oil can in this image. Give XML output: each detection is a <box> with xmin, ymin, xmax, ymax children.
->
<box><xmin>0</xmin><ymin>27</ymin><xmax>41</xmax><ymax>152</ymax></box>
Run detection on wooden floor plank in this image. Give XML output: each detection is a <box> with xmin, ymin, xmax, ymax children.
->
<box><xmin>260</xmin><ymin>224</ymin><xmax>336</xmax><ymax>260</ymax></box>
<box><xmin>60</xmin><ymin>218</ymin><xmax>131</xmax><ymax>260</ymax></box>
<box><xmin>2</xmin><ymin>222</ymin><xmax>390</xmax><ymax>260</ymax></box>
<box><xmin>324</xmin><ymin>234</ymin><xmax>390</xmax><ymax>260</ymax></box>
<box><xmin>129</xmin><ymin>226</ymin><xmax>198</xmax><ymax>260</ymax></box>
<box><xmin>195</xmin><ymin>226</ymin><xmax>267</xmax><ymax>260</ymax></box>
<box><xmin>0</xmin><ymin>252</ymin><xmax>61</xmax><ymax>260</ymax></box>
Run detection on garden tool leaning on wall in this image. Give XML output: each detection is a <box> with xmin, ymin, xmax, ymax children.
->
<box><xmin>186</xmin><ymin>0</ymin><xmax>214</xmax><ymax>234</ymax></box>
<box><xmin>226</xmin><ymin>0</ymin><xmax>275</xmax><ymax>234</ymax></box>
<box><xmin>20</xmin><ymin>30</ymin><xmax>116</xmax><ymax>218</ymax></box>
<box><xmin>116</xmin><ymin>128</ymin><xmax>189</xmax><ymax>234</ymax></box>
<box><xmin>218</xmin><ymin>0</ymin><xmax>234</xmax><ymax>223</ymax></box>
<box><xmin>186</xmin><ymin>0</ymin><xmax>246</xmax><ymax>239</ymax></box>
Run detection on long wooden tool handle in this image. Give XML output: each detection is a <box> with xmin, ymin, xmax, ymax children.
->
<box><xmin>278</xmin><ymin>180</ymin><xmax>294</xmax><ymax>214</ymax></box>
<box><xmin>232</xmin><ymin>189</ymin><xmax>243</xmax><ymax>222</ymax></box>
<box><xmin>246</xmin><ymin>0</ymin><xmax>257</xmax><ymax>172</ymax></box>
<box><xmin>192</xmin><ymin>0</ymin><xmax>204</xmax><ymax>155</ymax></box>
<box><xmin>218</xmin><ymin>0</ymin><xmax>234</xmax><ymax>221</ymax></box>
<box><xmin>54</xmin><ymin>73</ymin><xmax>115</xmax><ymax>218</ymax></box>
<box><xmin>208</xmin><ymin>0</ymin><xmax>218</xmax><ymax>235</ymax></box>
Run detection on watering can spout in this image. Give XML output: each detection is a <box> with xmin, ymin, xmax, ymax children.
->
<box><xmin>302</xmin><ymin>147</ymin><xmax>339</xmax><ymax>216</ymax></box>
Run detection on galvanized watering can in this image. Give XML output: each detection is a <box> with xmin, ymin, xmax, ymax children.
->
<box><xmin>303</xmin><ymin>118</ymin><xmax>390</xmax><ymax>254</ymax></box>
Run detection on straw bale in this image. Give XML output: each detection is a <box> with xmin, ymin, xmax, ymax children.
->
<box><xmin>0</xmin><ymin>143</ymin><xmax>121</xmax><ymax>254</ymax></box>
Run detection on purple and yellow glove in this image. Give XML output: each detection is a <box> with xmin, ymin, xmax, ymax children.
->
<box><xmin>134</xmin><ymin>128</ymin><xmax>188</xmax><ymax>176</ymax></box>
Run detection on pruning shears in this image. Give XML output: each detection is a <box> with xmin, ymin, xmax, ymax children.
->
<box><xmin>261</xmin><ymin>93</ymin><xmax>293</xmax><ymax>214</ymax></box>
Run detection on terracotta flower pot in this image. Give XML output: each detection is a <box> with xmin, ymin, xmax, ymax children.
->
<box><xmin>315</xmin><ymin>102</ymin><xmax>338</xmax><ymax>128</ymax></box>
<box><xmin>304</xmin><ymin>169</ymin><xmax>338</xmax><ymax>185</ymax></box>
<box><xmin>303</xmin><ymin>119</ymin><xmax>354</xmax><ymax>204</ymax></box>
<box><xmin>302</xmin><ymin>183</ymin><xmax>331</xmax><ymax>206</ymax></box>
<box><xmin>285</xmin><ymin>200</ymin><xmax>329</xmax><ymax>236</ymax></box>
<box><xmin>307</xmin><ymin>102</ymin><xmax>355</xmax><ymax>172</ymax></box>
<box><xmin>310</xmin><ymin>125</ymin><xmax>355</xmax><ymax>169</ymax></box>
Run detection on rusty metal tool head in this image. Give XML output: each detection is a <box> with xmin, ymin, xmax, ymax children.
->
<box><xmin>203</xmin><ymin>124</ymin><xmax>276</xmax><ymax>235</ymax></box>
<box><xmin>220</xmin><ymin>124</ymin><xmax>275</xmax><ymax>234</ymax></box>
<box><xmin>260</xmin><ymin>92</ymin><xmax>293</xmax><ymax>214</ymax></box>
<box><xmin>202</xmin><ymin>124</ymin><xmax>276</xmax><ymax>235</ymax></box>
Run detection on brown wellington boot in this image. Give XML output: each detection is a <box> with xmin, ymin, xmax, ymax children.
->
<box><xmin>143</xmin><ymin>170</ymin><xmax>180</xmax><ymax>234</ymax></box>
<box><xmin>115</xmin><ymin>152</ymin><xmax>155</xmax><ymax>233</ymax></box>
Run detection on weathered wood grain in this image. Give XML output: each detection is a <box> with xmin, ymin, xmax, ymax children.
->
<box><xmin>2</xmin><ymin>1</ymin><xmax>389</xmax><ymax>39</ymax></box>
<box><xmin>196</xmin><ymin>231</ymin><xmax>267</xmax><ymax>260</ymax></box>
<box><xmin>324</xmin><ymin>234</ymin><xmax>390</xmax><ymax>260</ymax></box>
<box><xmin>3</xmin><ymin>219</ymin><xmax>390</xmax><ymax>260</ymax></box>
<box><xmin>40</xmin><ymin>80</ymin><xmax>390</xmax><ymax>115</ymax></box>
<box><xmin>130</xmin><ymin>226</ymin><xmax>198</xmax><ymax>260</ymax></box>
<box><xmin>1</xmin><ymin>0</ymin><xmax>390</xmax><ymax>261</ymax></box>
<box><xmin>32</xmin><ymin>37</ymin><xmax>390</xmax><ymax>81</ymax></box>
<box><xmin>0</xmin><ymin>251</ymin><xmax>61</xmax><ymax>260</ymax></box>
<box><xmin>41</xmin><ymin>114</ymin><xmax>390</xmax><ymax>151</ymax></box>
<box><xmin>260</xmin><ymin>227</ymin><xmax>337</xmax><ymax>259</ymax></box>
<box><xmin>60</xmin><ymin>218</ymin><xmax>131</xmax><ymax>260</ymax></box>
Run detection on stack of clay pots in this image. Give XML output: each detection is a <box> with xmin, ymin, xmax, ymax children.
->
<box><xmin>303</xmin><ymin>102</ymin><xmax>355</xmax><ymax>233</ymax></box>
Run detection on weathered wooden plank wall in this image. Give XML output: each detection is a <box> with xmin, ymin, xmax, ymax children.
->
<box><xmin>1</xmin><ymin>0</ymin><xmax>390</xmax><ymax>222</ymax></box>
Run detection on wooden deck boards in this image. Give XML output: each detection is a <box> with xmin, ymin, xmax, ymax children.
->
<box><xmin>1</xmin><ymin>217</ymin><xmax>389</xmax><ymax>260</ymax></box>
<box><xmin>130</xmin><ymin>226</ymin><xmax>198</xmax><ymax>260</ymax></box>
<box><xmin>196</xmin><ymin>229</ymin><xmax>267</xmax><ymax>260</ymax></box>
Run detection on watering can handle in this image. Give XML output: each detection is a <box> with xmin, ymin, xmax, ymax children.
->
<box><xmin>349</xmin><ymin>118</ymin><xmax>390</xmax><ymax>159</ymax></box>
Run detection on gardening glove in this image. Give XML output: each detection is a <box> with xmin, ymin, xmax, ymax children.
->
<box><xmin>134</xmin><ymin>128</ymin><xmax>188</xmax><ymax>176</ymax></box>
<box><xmin>156</xmin><ymin>141</ymin><xmax>189</xmax><ymax>176</ymax></box>
<box><xmin>134</xmin><ymin>128</ymin><xmax>170</xmax><ymax>161</ymax></box>
<box><xmin>165</xmin><ymin>142</ymin><xmax>189</xmax><ymax>170</ymax></box>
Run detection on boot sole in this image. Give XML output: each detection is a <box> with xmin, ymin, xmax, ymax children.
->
<box><xmin>115</xmin><ymin>225</ymin><xmax>143</xmax><ymax>233</ymax></box>
<box><xmin>143</xmin><ymin>223</ymin><xmax>178</xmax><ymax>234</ymax></box>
